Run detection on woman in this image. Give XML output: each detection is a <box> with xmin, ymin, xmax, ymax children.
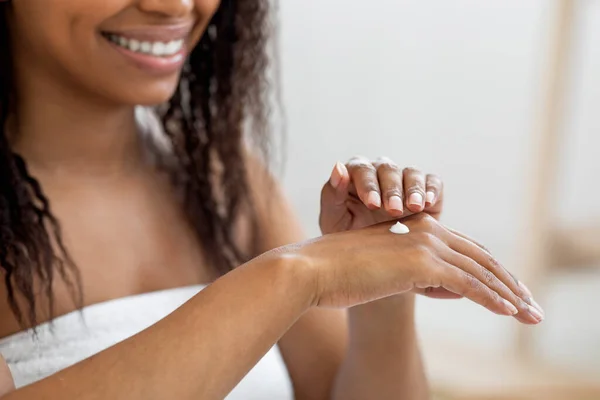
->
<box><xmin>0</xmin><ymin>0</ymin><xmax>544</xmax><ymax>399</ymax></box>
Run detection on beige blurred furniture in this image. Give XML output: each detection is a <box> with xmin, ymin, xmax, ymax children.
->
<box><xmin>425</xmin><ymin>338</ymin><xmax>600</xmax><ymax>400</ymax></box>
<box><xmin>515</xmin><ymin>0</ymin><xmax>599</xmax><ymax>359</ymax></box>
<box><xmin>427</xmin><ymin>1</ymin><xmax>600</xmax><ymax>399</ymax></box>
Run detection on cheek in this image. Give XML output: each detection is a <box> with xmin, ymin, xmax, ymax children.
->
<box><xmin>196</xmin><ymin>0</ymin><xmax>221</xmax><ymax>16</ymax></box>
<box><xmin>189</xmin><ymin>0</ymin><xmax>221</xmax><ymax>43</ymax></box>
<box><xmin>10</xmin><ymin>0</ymin><xmax>123</xmax><ymax>43</ymax></box>
<box><xmin>10</xmin><ymin>1</ymin><xmax>125</xmax><ymax>74</ymax></box>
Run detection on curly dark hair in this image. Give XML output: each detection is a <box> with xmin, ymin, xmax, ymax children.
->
<box><xmin>0</xmin><ymin>0</ymin><xmax>274</xmax><ymax>328</ymax></box>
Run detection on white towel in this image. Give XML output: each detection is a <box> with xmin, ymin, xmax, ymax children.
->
<box><xmin>0</xmin><ymin>286</ymin><xmax>293</xmax><ymax>399</ymax></box>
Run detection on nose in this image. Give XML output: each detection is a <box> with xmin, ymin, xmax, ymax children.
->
<box><xmin>137</xmin><ymin>0</ymin><xmax>194</xmax><ymax>18</ymax></box>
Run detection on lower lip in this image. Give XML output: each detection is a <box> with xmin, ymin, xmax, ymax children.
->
<box><xmin>104</xmin><ymin>36</ymin><xmax>187</xmax><ymax>75</ymax></box>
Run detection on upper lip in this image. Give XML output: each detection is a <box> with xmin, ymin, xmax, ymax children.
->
<box><xmin>103</xmin><ymin>24</ymin><xmax>194</xmax><ymax>43</ymax></box>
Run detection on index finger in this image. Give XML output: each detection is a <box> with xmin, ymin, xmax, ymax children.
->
<box><xmin>443</xmin><ymin>229</ymin><xmax>544</xmax><ymax>319</ymax></box>
<box><xmin>346</xmin><ymin>157</ymin><xmax>381</xmax><ymax>210</ymax></box>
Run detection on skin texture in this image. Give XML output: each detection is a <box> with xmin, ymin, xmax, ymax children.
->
<box><xmin>0</xmin><ymin>0</ymin><xmax>270</xmax><ymax>329</ymax></box>
<box><xmin>0</xmin><ymin>357</ymin><xmax>13</xmax><ymax>397</ymax></box>
<box><xmin>0</xmin><ymin>0</ymin><xmax>544</xmax><ymax>399</ymax></box>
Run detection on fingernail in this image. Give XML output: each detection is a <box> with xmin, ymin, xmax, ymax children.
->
<box><xmin>519</xmin><ymin>281</ymin><xmax>533</xmax><ymax>297</ymax></box>
<box><xmin>528</xmin><ymin>304</ymin><xmax>544</xmax><ymax>322</ymax></box>
<box><xmin>388</xmin><ymin>195</ymin><xmax>403</xmax><ymax>212</ymax></box>
<box><xmin>367</xmin><ymin>191</ymin><xmax>382</xmax><ymax>208</ymax></box>
<box><xmin>330</xmin><ymin>162</ymin><xmax>343</xmax><ymax>189</ymax></box>
<box><xmin>530</xmin><ymin>298</ymin><xmax>545</xmax><ymax>316</ymax></box>
<box><xmin>408</xmin><ymin>192</ymin><xmax>423</xmax><ymax>207</ymax></box>
<box><xmin>502</xmin><ymin>299</ymin><xmax>518</xmax><ymax>315</ymax></box>
<box><xmin>425</xmin><ymin>191</ymin><xmax>435</xmax><ymax>205</ymax></box>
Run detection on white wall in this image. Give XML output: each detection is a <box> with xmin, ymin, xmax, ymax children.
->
<box><xmin>278</xmin><ymin>0</ymin><xmax>600</xmax><ymax>373</ymax></box>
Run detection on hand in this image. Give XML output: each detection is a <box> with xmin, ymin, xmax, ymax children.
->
<box><xmin>295</xmin><ymin>213</ymin><xmax>544</xmax><ymax>325</ymax></box>
<box><xmin>320</xmin><ymin>156</ymin><xmax>443</xmax><ymax>235</ymax></box>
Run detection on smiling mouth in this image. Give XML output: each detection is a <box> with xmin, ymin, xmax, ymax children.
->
<box><xmin>101</xmin><ymin>32</ymin><xmax>185</xmax><ymax>58</ymax></box>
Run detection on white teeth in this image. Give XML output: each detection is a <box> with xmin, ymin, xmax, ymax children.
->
<box><xmin>140</xmin><ymin>41</ymin><xmax>152</xmax><ymax>53</ymax></box>
<box><xmin>128</xmin><ymin>39</ymin><xmax>140</xmax><ymax>52</ymax></box>
<box><xmin>169</xmin><ymin>40</ymin><xmax>183</xmax><ymax>54</ymax></box>
<box><xmin>151</xmin><ymin>42</ymin><xmax>166</xmax><ymax>56</ymax></box>
<box><xmin>166</xmin><ymin>41</ymin><xmax>179</xmax><ymax>54</ymax></box>
<box><xmin>106</xmin><ymin>34</ymin><xmax>183</xmax><ymax>57</ymax></box>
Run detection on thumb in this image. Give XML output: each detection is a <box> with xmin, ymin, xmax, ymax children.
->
<box><xmin>320</xmin><ymin>162</ymin><xmax>351</xmax><ymax>232</ymax></box>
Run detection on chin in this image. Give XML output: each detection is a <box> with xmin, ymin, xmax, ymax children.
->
<box><xmin>128</xmin><ymin>83</ymin><xmax>180</xmax><ymax>107</ymax></box>
<box><xmin>93</xmin><ymin>74</ymin><xmax>182</xmax><ymax>107</ymax></box>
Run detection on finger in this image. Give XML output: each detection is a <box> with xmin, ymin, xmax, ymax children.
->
<box><xmin>441</xmin><ymin>248</ymin><xmax>542</xmax><ymax>324</ymax></box>
<box><xmin>445</xmin><ymin>228</ymin><xmax>535</xmax><ymax>301</ymax></box>
<box><xmin>425</xmin><ymin>174</ymin><xmax>443</xmax><ymax>207</ymax></box>
<box><xmin>346</xmin><ymin>197</ymin><xmax>391</xmax><ymax>228</ymax></box>
<box><xmin>437</xmin><ymin>261</ymin><xmax>524</xmax><ymax>318</ymax></box>
<box><xmin>347</xmin><ymin>156</ymin><xmax>381</xmax><ymax>210</ymax></box>
<box><xmin>320</xmin><ymin>162</ymin><xmax>352</xmax><ymax>232</ymax></box>
<box><xmin>329</xmin><ymin>162</ymin><xmax>350</xmax><ymax>204</ymax></box>
<box><xmin>374</xmin><ymin>157</ymin><xmax>404</xmax><ymax>217</ymax></box>
<box><xmin>504</xmin><ymin>271</ymin><xmax>541</xmax><ymax>316</ymax></box>
<box><xmin>445</xmin><ymin>228</ymin><xmax>535</xmax><ymax>302</ymax></box>
<box><xmin>403</xmin><ymin>166</ymin><xmax>426</xmax><ymax>213</ymax></box>
<box><xmin>409</xmin><ymin>240</ymin><xmax>517</xmax><ymax>317</ymax></box>
<box><xmin>415</xmin><ymin>287</ymin><xmax>464</xmax><ymax>299</ymax></box>
<box><xmin>446</xmin><ymin>227</ymin><xmax>491</xmax><ymax>254</ymax></box>
<box><xmin>443</xmin><ymin>229</ymin><xmax>544</xmax><ymax>319</ymax></box>
<box><xmin>321</xmin><ymin>162</ymin><xmax>351</xmax><ymax>211</ymax></box>
<box><xmin>507</xmin><ymin>271</ymin><xmax>534</xmax><ymax>298</ymax></box>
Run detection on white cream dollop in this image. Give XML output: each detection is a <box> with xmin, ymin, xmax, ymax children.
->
<box><xmin>389</xmin><ymin>222</ymin><xmax>410</xmax><ymax>235</ymax></box>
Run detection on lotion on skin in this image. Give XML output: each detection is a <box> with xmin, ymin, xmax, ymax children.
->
<box><xmin>389</xmin><ymin>222</ymin><xmax>410</xmax><ymax>234</ymax></box>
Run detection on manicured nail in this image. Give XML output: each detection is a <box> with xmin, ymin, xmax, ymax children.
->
<box><xmin>519</xmin><ymin>281</ymin><xmax>533</xmax><ymax>297</ymax></box>
<box><xmin>388</xmin><ymin>195</ymin><xmax>403</xmax><ymax>212</ymax></box>
<box><xmin>530</xmin><ymin>298</ymin><xmax>544</xmax><ymax>316</ymax></box>
<box><xmin>408</xmin><ymin>192</ymin><xmax>423</xmax><ymax>207</ymax></box>
<box><xmin>425</xmin><ymin>191</ymin><xmax>435</xmax><ymax>205</ymax></box>
<box><xmin>330</xmin><ymin>162</ymin><xmax>343</xmax><ymax>189</ymax></box>
<box><xmin>367</xmin><ymin>191</ymin><xmax>382</xmax><ymax>208</ymax></box>
<box><xmin>528</xmin><ymin>304</ymin><xmax>544</xmax><ymax>322</ymax></box>
<box><xmin>502</xmin><ymin>299</ymin><xmax>518</xmax><ymax>315</ymax></box>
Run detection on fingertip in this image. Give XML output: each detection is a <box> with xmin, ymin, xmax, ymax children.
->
<box><xmin>502</xmin><ymin>299</ymin><xmax>519</xmax><ymax>316</ymax></box>
<box><xmin>387</xmin><ymin>195</ymin><xmax>404</xmax><ymax>214</ymax></box>
<box><xmin>527</xmin><ymin>304</ymin><xmax>544</xmax><ymax>322</ymax></box>
<box><xmin>512</xmin><ymin>302</ymin><xmax>543</xmax><ymax>324</ymax></box>
<box><xmin>330</xmin><ymin>162</ymin><xmax>351</xmax><ymax>191</ymax></box>
<box><xmin>425</xmin><ymin>191</ymin><xmax>436</xmax><ymax>207</ymax></box>
<box><xmin>338</xmin><ymin>162</ymin><xmax>349</xmax><ymax>176</ymax></box>
<box><xmin>406</xmin><ymin>204</ymin><xmax>424</xmax><ymax>213</ymax></box>
<box><xmin>366</xmin><ymin>190</ymin><xmax>382</xmax><ymax>209</ymax></box>
<box><xmin>408</xmin><ymin>204</ymin><xmax>424</xmax><ymax>213</ymax></box>
<box><xmin>407</xmin><ymin>192</ymin><xmax>424</xmax><ymax>212</ymax></box>
<box><xmin>529</xmin><ymin>298</ymin><xmax>545</xmax><ymax>316</ymax></box>
<box><xmin>518</xmin><ymin>281</ymin><xmax>533</xmax><ymax>297</ymax></box>
<box><xmin>329</xmin><ymin>162</ymin><xmax>343</xmax><ymax>189</ymax></box>
<box><xmin>387</xmin><ymin>209</ymin><xmax>404</xmax><ymax>218</ymax></box>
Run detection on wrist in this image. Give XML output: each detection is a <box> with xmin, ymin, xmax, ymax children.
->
<box><xmin>363</xmin><ymin>292</ymin><xmax>416</xmax><ymax>308</ymax></box>
<box><xmin>261</xmin><ymin>247</ymin><xmax>320</xmax><ymax>311</ymax></box>
<box><xmin>347</xmin><ymin>294</ymin><xmax>418</xmax><ymax>357</ymax></box>
<box><xmin>349</xmin><ymin>293</ymin><xmax>416</xmax><ymax>326</ymax></box>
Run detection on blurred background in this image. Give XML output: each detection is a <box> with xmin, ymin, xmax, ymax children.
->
<box><xmin>276</xmin><ymin>0</ymin><xmax>600</xmax><ymax>399</ymax></box>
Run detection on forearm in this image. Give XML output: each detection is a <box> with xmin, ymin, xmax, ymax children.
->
<box><xmin>4</xmin><ymin>253</ymin><xmax>314</xmax><ymax>400</ymax></box>
<box><xmin>332</xmin><ymin>294</ymin><xmax>428</xmax><ymax>400</ymax></box>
